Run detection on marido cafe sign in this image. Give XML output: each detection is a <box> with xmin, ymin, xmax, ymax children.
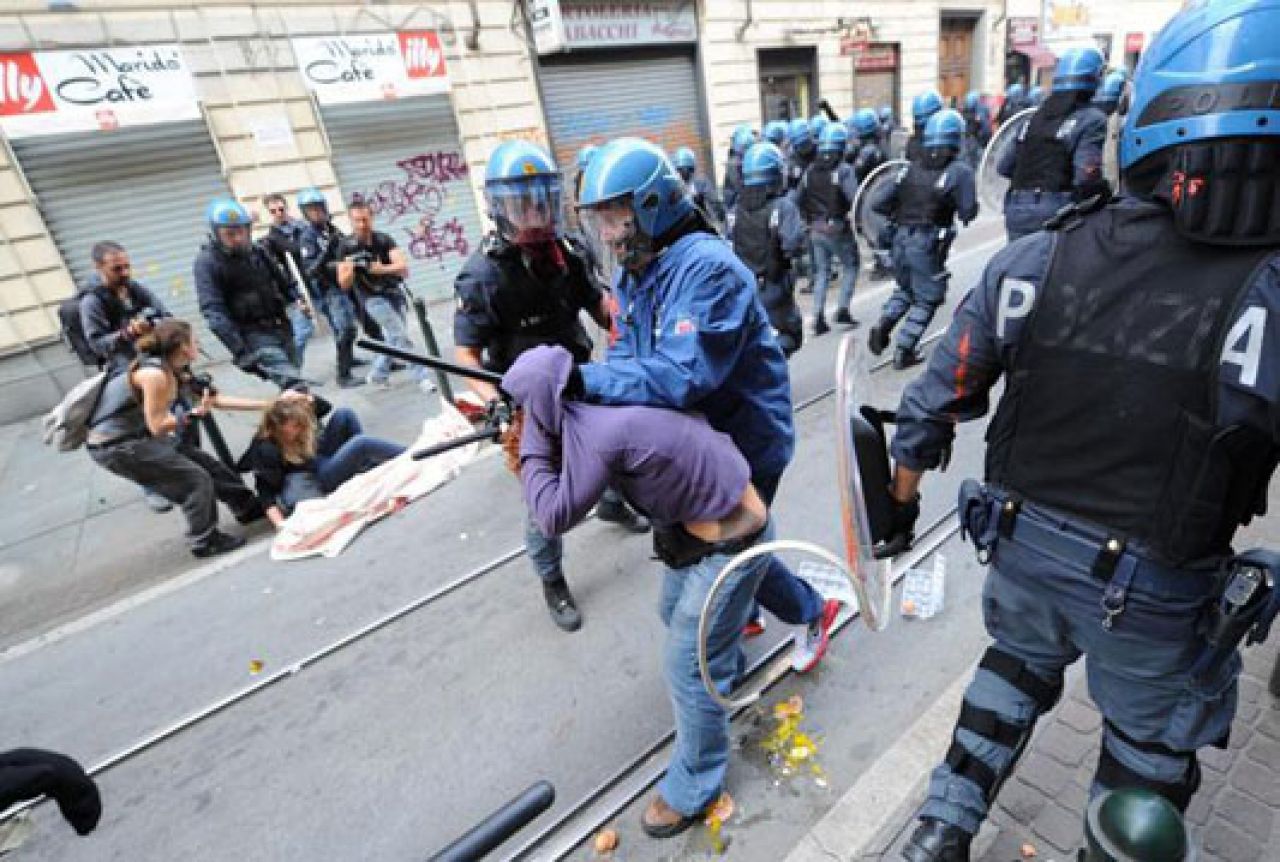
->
<box><xmin>0</xmin><ymin>44</ymin><xmax>201</xmax><ymax>138</ymax></box>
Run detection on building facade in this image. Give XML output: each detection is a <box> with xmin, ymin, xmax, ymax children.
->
<box><xmin>0</xmin><ymin>0</ymin><xmax>1182</xmax><ymax>420</ymax></box>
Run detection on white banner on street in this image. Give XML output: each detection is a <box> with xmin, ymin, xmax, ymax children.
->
<box><xmin>0</xmin><ymin>45</ymin><xmax>200</xmax><ymax>138</ymax></box>
<box><xmin>291</xmin><ymin>31</ymin><xmax>450</xmax><ymax>105</ymax></box>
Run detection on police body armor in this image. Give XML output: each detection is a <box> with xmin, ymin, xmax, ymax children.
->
<box><xmin>732</xmin><ymin>192</ymin><xmax>788</xmax><ymax>284</ymax></box>
<box><xmin>800</xmin><ymin>162</ymin><xmax>850</xmax><ymax>226</ymax></box>
<box><xmin>210</xmin><ymin>245</ymin><xmax>288</xmax><ymax>329</ymax></box>
<box><xmin>1009</xmin><ymin>110</ymin><xmax>1075</xmax><ymax>193</ymax></box>
<box><xmin>896</xmin><ymin>163</ymin><xmax>953</xmax><ymax>228</ymax></box>
<box><xmin>985</xmin><ymin>202</ymin><xmax>1279</xmax><ymax>564</ymax></box>
<box><xmin>483</xmin><ymin>238</ymin><xmax>595</xmax><ymax>373</ymax></box>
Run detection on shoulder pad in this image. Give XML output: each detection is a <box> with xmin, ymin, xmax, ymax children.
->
<box><xmin>1043</xmin><ymin>192</ymin><xmax>1111</xmax><ymax>232</ymax></box>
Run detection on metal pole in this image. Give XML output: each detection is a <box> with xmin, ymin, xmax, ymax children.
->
<box><xmin>356</xmin><ymin>337</ymin><xmax>501</xmax><ymax>386</ymax></box>
<box><xmin>428</xmin><ymin>781</ymin><xmax>555</xmax><ymax>862</ymax></box>
<box><xmin>410</xmin><ymin>297</ymin><xmax>456</xmax><ymax>404</ymax></box>
<box><xmin>412</xmin><ymin>426</ymin><xmax>498</xmax><ymax>461</ymax></box>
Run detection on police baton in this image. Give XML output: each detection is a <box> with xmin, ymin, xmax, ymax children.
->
<box><xmin>427</xmin><ymin>781</ymin><xmax>554</xmax><ymax>862</ymax></box>
<box><xmin>356</xmin><ymin>338</ymin><xmax>503</xmax><ymax>386</ymax></box>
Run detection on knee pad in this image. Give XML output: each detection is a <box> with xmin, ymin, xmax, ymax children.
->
<box><xmin>945</xmin><ymin>647</ymin><xmax>1064</xmax><ymax>803</ymax></box>
<box><xmin>1096</xmin><ymin>721</ymin><xmax>1201</xmax><ymax>812</ymax></box>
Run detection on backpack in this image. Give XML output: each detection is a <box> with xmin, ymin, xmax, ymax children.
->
<box><xmin>58</xmin><ymin>292</ymin><xmax>99</xmax><ymax>367</ymax></box>
<box><xmin>42</xmin><ymin>370</ymin><xmax>110</xmax><ymax>451</ymax></box>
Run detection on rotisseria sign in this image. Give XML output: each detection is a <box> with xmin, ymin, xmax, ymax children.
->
<box><xmin>0</xmin><ymin>44</ymin><xmax>200</xmax><ymax>138</ymax></box>
<box><xmin>291</xmin><ymin>31</ymin><xmax>450</xmax><ymax>105</ymax></box>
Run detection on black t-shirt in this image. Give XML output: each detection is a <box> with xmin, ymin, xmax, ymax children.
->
<box><xmin>338</xmin><ymin>230</ymin><xmax>403</xmax><ymax>295</ymax></box>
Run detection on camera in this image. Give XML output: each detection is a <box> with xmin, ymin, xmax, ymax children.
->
<box><xmin>135</xmin><ymin>306</ymin><xmax>164</xmax><ymax>326</ymax></box>
<box><xmin>185</xmin><ymin>371</ymin><xmax>217</xmax><ymax>398</ymax></box>
<box><xmin>348</xmin><ymin>250</ymin><xmax>374</xmax><ymax>271</ymax></box>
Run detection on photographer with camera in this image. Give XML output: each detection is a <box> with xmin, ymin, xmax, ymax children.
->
<box><xmin>298</xmin><ymin>188</ymin><xmax>364</xmax><ymax>389</ymax></box>
<box><xmin>85</xmin><ymin>319</ymin><xmax>284</xmax><ymax>558</ymax></box>
<box><xmin>79</xmin><ymin>241</ymin><xmax>171</xmax><ymax>372</ymax></box>
<box><xmin>260</xmin><ymin>193</ymin><xmax>316</xmax><ymax>366</ymax></box>
<box><xmin>337</xmin><ymin>200</ymin><xmax>432</xmax><ymax>391</ymax></box>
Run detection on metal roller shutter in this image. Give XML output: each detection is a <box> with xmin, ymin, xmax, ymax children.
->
<box><xmin>11</xmin><ymin>122</ymin><xmax>231</xmax><ymax>356</ymax></box>
<box><xmin>321</xmin><ymin>96</ymin><xmax>483</xmax><ymax>302</ymax></box>
<box><xmin>539</xmin><ymin>49</ymin><xmax>712</xmax><ymax>186</ymax></box>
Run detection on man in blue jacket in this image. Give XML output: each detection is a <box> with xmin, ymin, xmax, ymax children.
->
<box><xmin>574</xmin><ymin>138</ymin><xmax>841</xmax><ymax>676</ymax></box>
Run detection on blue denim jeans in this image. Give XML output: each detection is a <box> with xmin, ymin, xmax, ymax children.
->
<box><xmin>362</xmin><ymin>293</ymin><xmax>427</xmax><ymax>384</ymax></box>
<box><xmin>243</xmin><ymin>330</ymin><xmax>303</xmax><ymax>389</ymax></box>
<box><xmin>312</xmin><ymin>407</ymin><xmax>405</xmax><ymax>493</ymax></box>
<box><xmin>657</xmin><ymin>519</ymin><xmax>776</xmax><ymax>815</ymax></box>
<box><xmin>920</xmin><ymin>538</ymin><xmax>1234</xmax><ymax>835</ymax></box>
<box><xmin>524</xmin><ymin>510</ymin><xmax>564</xmax><ymax>582</ymax></box>
<box><xmin>287</xmin><ymin>303</ymin><xmax>314</xmax><ymax>367</ymax></box>
<box><xmin>811</xmin><ymin>227</ymin><xmax>859</xmax><ymax>318</ymax></box>
<box><xmin>749</xmin><ymin>472</ymin><xmax>823</xmax><ymax>625</ymax></box>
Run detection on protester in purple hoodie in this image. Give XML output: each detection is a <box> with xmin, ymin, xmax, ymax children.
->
<box><xmin>501</xmin><ymin>344</ymin><xmax>773</xmax><ymax>838</ymax></box>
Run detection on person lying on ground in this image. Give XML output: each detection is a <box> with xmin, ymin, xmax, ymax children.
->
<box><xmin>240</xmin><ymin>397</ymin><xmax>406</xmax><ymax>529</ymax></box>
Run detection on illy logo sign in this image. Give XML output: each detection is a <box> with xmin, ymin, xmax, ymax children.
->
<box><xmin>398</xmin><ymin>31</ymin><xmax>445</xmax><ymax>79</ymax></box>
<box><xmin>0</xmin><ymin>53</ymin><xmax>55</xmax><ymax>116</ymax></box>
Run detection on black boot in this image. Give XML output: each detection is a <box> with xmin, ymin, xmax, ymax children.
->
<box><xmin>192</xmin><ymin>530</ymin><xmax>246</xmax><ymax>559</ymax></box>
<box><xmin>542</xmin><ymin>576</ymin><xmax>582</xmax><ymax>632</ymax></box>
<box><xmin>335</xmin><ymin>336</ymin><xmax>364</xmax><ymax>388</ymax></box>
<box><xmin>596</xmin><ymin>499</ymin><xmax>651</xmax><ymax>533</ymax></box>
<box><xmin>868</xmin><ymin>323</ymin><xmax>891</xmax><ymax>356</ymax></box>
<box><xmin>813</xmin><ymin>314</ymin><xmax>831</xmax><ymax>336</ymax></box>
<box><xmin>893</xmin><ymin>347</ymin><xmax>924</xmax><ymax>370</ymax></box>
<box><xmin>902</xmin><ymin>818</ymin><xmax>972</xmax><ymax>862</ymax></box>
<box><xmin>834</xmin><ymin>308</ymin><xmax>857</xmax><ymax>326</ymax></box>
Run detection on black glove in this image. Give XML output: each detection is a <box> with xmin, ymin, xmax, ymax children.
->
<box><xmin>485</xmin><ymin>397</ymin><xmax>513</xmax><ymax>431</ymax></box>
<box><xmin>563</xmin><ymin>366</ymin><xmax>585</xmax><ymax>401</ymax></box>
<box><xmin>877</xmin><ymin>489</ymin><xmax>920</xmax><ymax>558</ymax></box>
<box><xmin>0</xmin><ymin>748</ymin><xmax>102</xmax><ymax>835</ymax></box>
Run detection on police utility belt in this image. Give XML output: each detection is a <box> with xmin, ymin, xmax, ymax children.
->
<box><xmin>958</xmin><ymin>480</ymin><xmax>1280</xmax><ymax>673</ymax></box>
<box><xmin>652</xmin><ymin>523</ymin><xmax>766</xmax><ymax>570</ymax></box>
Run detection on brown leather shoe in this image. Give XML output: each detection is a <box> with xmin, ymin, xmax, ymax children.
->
<box><xmin>640</xmin><ymin>793</ymin><xmax>699</xmax><ymax>839</ymax></box>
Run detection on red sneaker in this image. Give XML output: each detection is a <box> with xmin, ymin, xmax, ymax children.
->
<box><xmin>743</xmin><ymin>616</ymin><xmax>767</xmax><ymax>639</ymax></box>
<box><xmin>791</xmin><ymin>598</ymin><xmax>842</xmax><ymax>673</ymax></box>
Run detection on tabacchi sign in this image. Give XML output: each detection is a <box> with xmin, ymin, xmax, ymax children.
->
<box><xmin>0</xmin><ymin>45</ymin><xmax>200</xmax><ymax>138</ymax></box>
<box><xmin>291</xmin><ymin>31</ymin><xmax>450</xmax><ymax>105</ymax></box>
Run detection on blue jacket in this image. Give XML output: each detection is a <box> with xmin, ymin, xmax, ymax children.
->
<box><xmin>892</xmin><ymin>197</ymin><xmax>1280</xmax><ymax>471</ymax></box>
<box><xmin>580</xmin><ymin>231</ymin><xmax>795</xmax><ymax>479</ymax></box>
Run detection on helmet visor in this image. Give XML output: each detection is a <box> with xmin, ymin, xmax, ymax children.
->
<box><xmin>580</xmin><ymin>196</ymin><xmax>641</xmax><ymax>269</ymax></box>
<box><xmin>486</xmin><ymin>175</ymin><xmax>563</xmax><ymax>245</ymax></box>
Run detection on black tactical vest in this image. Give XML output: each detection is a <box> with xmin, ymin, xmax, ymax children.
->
<box><xmin>800</xmin><ymin>162</ymin><xmax>849</xmax><ymax>223</ymax></box>
<box><xmin>1010</xmin><ymin>112</ymin><xmax>1074</xmax><ymax>193</ymax></box>
<box><xmin>905</xmin><ymin>135</ymin><xmax>924</xmax><ymax>164</ymax></box>
<box><xmin>211</xmin><ymin>246</ymin><xmax>287</xmax><ymax>328</ymax></box>
<box><xmin>985</xmin><ymin>202</ymin><xmax>1277</xmax><ymax>563</ymax></box>
<box><xmin>896</xmin><ymin>164</ymin><xmax>952</xmax><ymax>227</ymax></box>
<box><xmin>733</xmin><ymin>193</ymin><xmax>786</xmax><ymax>282</ymax></box>
<box><xmin>483</xmin><ymin>240</ymin><xmax>595</xmax><ymax>373</ymax></box>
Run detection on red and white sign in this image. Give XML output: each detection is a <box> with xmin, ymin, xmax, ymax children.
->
<box><xmin>0</xmin><ymin>44</ymin><xmax>200</xmax><ymax>138</ymax></box>
<box><xmin>291</xmin><ymin>31</ymin><xmax>449</xmax><ymax>105</ymax></box>
<box><xmin>1125</xmin><ymin>32</ymin><xmax>1145</xmax><ymax>54</ymax></box>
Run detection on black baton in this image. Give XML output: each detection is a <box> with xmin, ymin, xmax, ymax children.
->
<box><xmin>412</xmin><ymin>427</ymin><xmax>502</xmax><ymax>461</ymax></box>
<box><xmin>428</xmin><ymin>781</ymin><xmax>554</xmax><ymax>862</ymax></box>
<box><xmin>356</xmin><ymin>338</ymin><xmax>502</xmax><ymax>386</ymax></box>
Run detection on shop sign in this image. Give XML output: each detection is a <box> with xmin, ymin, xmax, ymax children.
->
<box><xmin>855</xmin><ymin>44</ymin><xmax>898</xmax><ymax>72</ymax></box>
<box><xmin>1125</xmin><ymin>32</ymin><xmax>1145</xmax><ymax>54</ymax></box>
<box><xmin>531</xmin><ymin>1</ymin><xmax>697</xmax><ymax>52</ymax></box>
<box><xmin>0</xmin><ymin>44</ymin><xmax>199</xmax><ymax>138</ymax></box>
<box><xmin>1043</xmin><ymin>0</ymin><xmax>1096</xmax><ymax>42</ymax></box>
<box><xmin>291</xmin><ymin>31</ymin><xmax>449</xmax><ymax>105</ymax></box>
<box><xmin>1007</xmin><ymin>17</ymin><xmax>1040</xmax><ymax>49</ymax></box>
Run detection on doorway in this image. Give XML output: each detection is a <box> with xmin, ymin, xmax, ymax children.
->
<box><xmin>939</xmin><ymin>15</ymin><xmax>978</xmax><ymax>105</ymax></box>
<box><xmin>758</xmin><ymin>46</ymin><xmax>818</xmax><ymax>122</ymax></box>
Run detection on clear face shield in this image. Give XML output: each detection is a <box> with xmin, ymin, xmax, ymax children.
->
<box><xmin>215</xmin><ymin>225</ymin><xmax>252</xmax><ymax>256</ymax></box>
<box><xmin>486</xmin><ymin>174</ymin><xmax>564</xmax><ymax>246</ymax></box>
<box><xmin>580</xmin><ymin>196</ymin><xmax>646</xmax><ymax>271</ymax></box>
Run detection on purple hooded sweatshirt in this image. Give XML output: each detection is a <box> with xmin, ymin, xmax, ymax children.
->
<box><xmin>501</xmin><ymin>346</ymin><xmax>752</xmax><ymax>538</ymax></box>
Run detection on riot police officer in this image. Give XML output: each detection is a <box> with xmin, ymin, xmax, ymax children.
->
<box><xmin>731</xmin><ymin>142</ymin><xmax>806</xmax><ymax>356</ymax></box>
<box><xmin>905</xmin><ymin>90</ymin><xmax>944</xmax><ymax>163</ymax></box>
<box><xmin>846</xmin><ymin>109</ymin><xmax>886</xmax><ymax>179</ymax></box>
<box><xmin>1092</xmin><ymin>70</ymin><xmax>1127</xmax><ymax>117</ymax></box>
<box><xmin>194</xmin><ymin>199</ymin><xmax>304</xmax><ymax>388</ymax></box>
<box><xmin>997</xmin><ymin>48</ymin><xmax>1109</xmax><ymax>242</ymax></box>
<box><xmin>298</xmin><ymin>188</ymin><xmax>363</xmax><ymax>388</ymax></box>
<box><xmin>1094</xmin><ymin>71</ymin><xmax>1129</xmax><ymax>195</ymax></box>
<box><xmin>1027</xmin><ymin>85</ymin><xmax>1045</xmax><ymax>107</ymax></box>
<box><xmin>996</xmin><ymin>82</ymin><xmax>1028</xmax><ymax>126</ymax></box>
<box><xmin>762</xmin><ymin>119</ymin><xmax>788</xmax><ymax>149</ymax></box>
<box><xmin>785</xmin><ymin>118</ymin><xmax>817</xmax><ymax>191</ymax></box>
<box><xmin>673</xmin><ymin>147</ymin><xmax>725</xmax><ymax>228</ymax></box>
<box><xmin>868</xmin><ymin>109</ymin><xmax>978</xmax><ymax>370</ymax></box>
<box><xmin>794</xmin><ymin>124</ymin><xmax>861</xmax><ymax>335</ymax></box>
<box><xmin>572</xmin><ymin>145</ymin><xmax>598</xmax><ymax>202</ymax></box>
<box><xmin>722</xmin><ymin>124</ymin><xmax>757</xmax><ymax>218</ymax></box>
<box><xmin>453</xmin><ymin>141</ymin><xmax>648</xmax><ymax>633</ymax></box>
<box><xmin>890</xmin><ymin>4</ymin><xmax>1280</xmax><ymax>859</ymax></box>
<box><xmin>961</xmin><ymin>91</ymin><xmax>992</xmax><ymax>168</ymax></box>
<box><xmin>878</xmin><ymin>104</ymin><xmax>897</xmax><ymax>156</ymax></box>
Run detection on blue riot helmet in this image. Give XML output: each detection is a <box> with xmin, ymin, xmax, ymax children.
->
<box><xmin>853</xmin><ymin>108</ymin><xmax>880</xmax><ymax>139</ymax></box>
<box><xmin>1028</xmin><ymin>85</ymin><xmax>1045</xmax><ymax>106</ymax></box>
<box><xmin>878</xmin><ymin>104</ymin><xmax>893</xmax><ymax>124</ymax></box>
<box><xmin>206</xmin><ymin>198</ymin><xmax>252</xmax><ymax>254</ymax></box>
<box><xmin>787</xmin><ymin>117</ymin><xmax>814</xmax><ymax>154</ymax></box>
<box><xmin>762</xmin><ymin>120</ymin><xmax>788</xmax><ymax>146</ymax></box>
<box><xmin>923</xmin><ymin>109</ymin><xmax>965</xmax><ymax>151</ymax></box>
<box><xmin>964</xmin><ymin>90</ymin><xmax>981</xmax><ymax>112</ymax></box>
<box><xmin>818</xmin><ymin>124</ymin><xmax>849</xmax><ymax>155</ymax></box>
<box><xmin>1092</xmin><ymin>70</ymin><xmax>1127</xmax><ymax>116</ymax></box>
<box><xmin>296</xmin><ymin>186</ymin><xmax>328</xmax><ymax>226</ymax></box>
<box><xmin>576</xmin><ymin>145</ymin><xmax>598</xmax><ymax>172</ymax></box>
<box><xmin>673</xmin><ymin>146</ymin><xmax>697</xmax><ymax>182</ymax></box>
<box><xmin>1121</xmin><ymin>0</ymin><xmax>1280</xmax><ymax>221</ymax></box>
<box><xmin>577</xmin><ymin>137</ymin><xmax>692</xmax><ymax>267</ymax></box>
<box><xmin>912</xmin><ymin>89</ymin><xmax>943</xmax><ymax>128</ymax></box>
<box><xmin>1006</xmin><ymin>82</ymin><xmax>1026</xmax><ymax>103</ymax></box>
<box><xmin>741</xmin><ymin>142</ymin><xmax>786</xmax><ymax>191</ymax></box>
<box><xmin>1053</xmin><ymin>45</ymin><xmax>1106</xmax><ymax>94</ymax></box>
<box><xmin>809</xmin><ymin>114</ymin><xmax>830</xmax><ymax>138</ymax></box>
<box><xmin>484</xmin><ymin>140</ymin><xmax>563</xmax><ymax>246</ymax></box>
<box><xmin>731</xmin><ymin>124</ymin><xmax>757</xmax><ymax>156</ymax></box>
